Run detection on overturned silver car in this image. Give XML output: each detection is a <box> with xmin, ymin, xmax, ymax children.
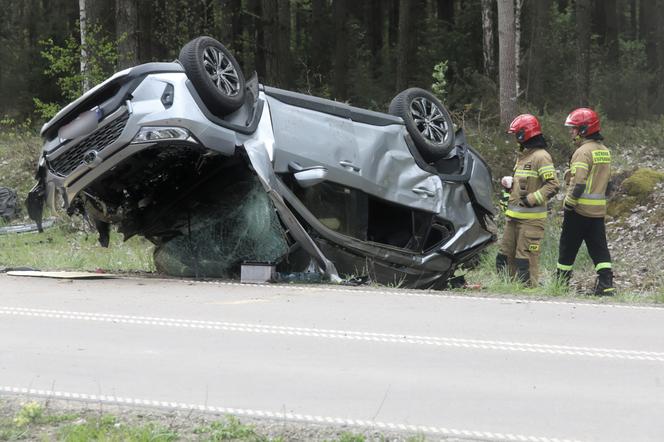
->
<box><xmin>28</xmin><ymin>37</ymin><xmax>496</xmax><ymax>289</ymax></box>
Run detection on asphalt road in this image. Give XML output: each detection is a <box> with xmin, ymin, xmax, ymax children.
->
<box><xmin>1</xmin><ymin>273</ymin><xmax>663</xmax><ymax>441</ymax></box>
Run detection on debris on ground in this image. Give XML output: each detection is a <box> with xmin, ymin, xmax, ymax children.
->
<box><xmin>6</xmin><ymin>270</ymin><xmax>118</xmax><ymax>279</ymax></box>
<box><xmin>0</xmin><ymin>186</ymin><xmax>19</xmax><ymax>221</ymax></box>
<box><xmin>0</xmin><ymin>217</ymin><xmax>55</xmax><ymax>235</ymax></box>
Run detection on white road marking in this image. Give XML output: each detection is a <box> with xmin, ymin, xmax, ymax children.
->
<box><xmin>162</xmin><ymin>278</ymin><xmax>664</xmax><ymax>311</ymax></box>
<box><xmin>0</xmin><ymin>386</ymin><xmax>583</xmax><ymax>442</ymax></box>
<box><xmin>2</xmin><ymin>306</ymin><xmax>662</xmax><ymax>362</ymax></box>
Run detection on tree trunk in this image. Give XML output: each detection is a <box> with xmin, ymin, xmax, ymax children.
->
<box><xmin>514</xmin><ymin>0</ymin><xmax>523</xmax><ymax>97</ymax></box>
<box><xmin>262</xmin><ymin>0</ymin><xmax>279</xmax><ymax>85</ymax></box>
<box><xmin>388</xmin><ymin>0</ymin><xmax>399</xmax><ymax>49</ymax></box>
<box><xmin>575</xmin><ymin>0</ymin><xmax>591</xmax><ymax>106</ymax></box>
<box><xmin>277</xmin><ymin>0</ymin><xmax>292</xmax><ymax>88</ymax></box>
<box><xmin>481</xmin><ymin>0</ymin><xmax>495</xmax><ymax>78</ymax></box>
<box><xmin>311</xmin><ymin>0</ymin><xmax>326</xmax><ymax>77</ymax></box>
<box><xmin>640</xmin><ymin>0</ymin><xmax>657</xmax><ymax>72</ymax></box>
<box><xmin>497</xmin><ymin>0</ymin><xmax>517</xmax><ymax>126</ymax></box>
<box><xmin>220</xmin><ymin>0</ymin><xmax>243</xmax><ymax>62</ymax></box>
<box><xmin>116</xmin><ymin>0</ymin><xmax>138</xmax><ymax>70</ymax></box>
<box><xmin>333</xmin><ymin>0</ymin><xmax>348</xmax><ymax>99</ymax></box>
<box><xmin>629</xmin><ymin>0</ymin><xmax>637</xmax><ymax>39</ymax></box>
<box><xmin>246</xmin><ymin>0</ymin><xmax>265</xmax><ymax>77</ymax></box>
<box><xmin>367</xmin><ymin>0</ymin><xmax>383</xmax><ymax>78</ymax></box>
<box><xmin>436</xmin><ymin>0</ymin><xmax>454</xmax><ymax>27</ymax></box>
<box><xmin>525</xmin><ymin>0</ymin><xmax>551</xmax><ymax>109</ymax></box>
<box><xmin>395</xmin><ymin>0</ymin><xmax>411</xmax><ymax>91</ymax></box>
<box><xmin>604</xmin><ymin>0</ymin><xmax>619</xmax><ymax>64</ymax></box>
<box><xmin>656</xmin><ymin>0</ymin><xmax>664</xmax><ymax>113</ymax></box>
<box><xmin>79</xmin><ymin>0</ymin><xmax>90</xmax><ymax>92</ymax></box>
<box><xmin>295</xmin><ymin>3</ymin><xmax>303</xmax><ymax>51</ymax></box>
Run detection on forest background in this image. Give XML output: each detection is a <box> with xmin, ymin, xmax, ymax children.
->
<box><xmin>2</xmin><ymin>0</ymin><xmax>664</xmax><ymax>125</ymax></box>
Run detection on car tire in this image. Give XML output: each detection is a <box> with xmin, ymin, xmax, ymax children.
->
<box><xmin>389</xmin><ymin>88</ymin><xmax>455</xmax><ymax>162</ymax></box>
<box><xmin>178</xmin><ymin>36</ymin><xmax>246</xmax><ymax>116</ymax></box>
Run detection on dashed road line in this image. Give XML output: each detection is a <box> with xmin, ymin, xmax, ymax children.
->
<box><xmin>2</xmin><ymin>306</ymin><xmax>662</xmax><ymax>362</ymax></box>
<box><xmin>0</xmin><ymin>386</ymin><xmax>583</xmax><ymax>442</ymax></box>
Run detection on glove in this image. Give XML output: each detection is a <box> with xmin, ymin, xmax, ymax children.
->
<box><xmin>500</xmin><ymin>176</ymin><xmax>513</xmax><ymax>190</ymax></box>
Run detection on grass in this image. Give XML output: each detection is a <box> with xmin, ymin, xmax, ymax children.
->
<box><xmin>193</xmin><ymin>416</ymin><xmax>280</xmax><ymax>441</ymax></box>
<box><xmin>58</xmin><ymin>415</ymin><xmax>179</xmax><ymax>442</ymax></box>
<box><xmin>460</xmin><ymin>213</ymin><xmax>663</xmax><ymax>303</ymax></box>
<box><xmin>1</xmin><ymin>401</ymin><xmax>415</xmax><ymax>442</ymax></box>
<box><xmin>0</xmin><ymin>220</ymin><xmax>155</xmax><ymax>273</ymax></box>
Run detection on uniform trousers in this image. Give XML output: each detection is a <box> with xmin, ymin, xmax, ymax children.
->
<box><xmin>558</xmin><ymin>209</ymin><xmax>611</xmax><ymax>269</ymax></box>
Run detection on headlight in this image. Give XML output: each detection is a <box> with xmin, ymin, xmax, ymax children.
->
<box><xmin>131</xmin><ymin>127</ymin><xmax>195</xmax><ymax>143</ymax></box>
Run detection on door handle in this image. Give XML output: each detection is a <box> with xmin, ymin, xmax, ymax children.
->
<box><xmin>339</xmin><ymin>160</ymin><xmax>361</xmax><ymax>172</ymax></box>
<box><xmin>412</xmin><ymin>187</ymin><xmax>436</xmax><ymax>198</ymax></box>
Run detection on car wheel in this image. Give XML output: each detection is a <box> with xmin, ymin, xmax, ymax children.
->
<box><xmin>178</xmin><ymin>36</ymin><xmax>246</xmax><ymax>116</ymax></box>
<box><xmin>389</xmin><ymin>88</ymin><xmax>455</xmax><ymax>162</ymax></box>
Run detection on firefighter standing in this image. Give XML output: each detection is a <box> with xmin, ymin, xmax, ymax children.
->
<box><xmin>496</xmin><ymin>114</ymin><xmax>560</xmax><ymax>286</ymax></box>
<box><xmin>557</xmin><ymin>108</ymin><xmax>615</xmax><ymax>296</ymax></box>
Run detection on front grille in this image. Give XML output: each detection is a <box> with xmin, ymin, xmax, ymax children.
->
<box><xmin>48</xmin><ymin>112</ymin><xmax>130</xmax><ymax>177</ymax></box>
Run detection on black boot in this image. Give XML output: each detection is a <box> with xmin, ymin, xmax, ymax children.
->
<box><xmin>594</xmin><ymin>269</ymin><xmax>615</xmax><ymax>296</ymax></box>
<box><xmin>556</xmin><ymin>269</ymin><xmax>572</xmax><ymax>287</ymax></box>
<box><xmin>514</xmin><ymin>258</ymin><xmax>530</xmax><ymax>285</ymax></box>
<box><xmin>496</xmin><ymin>253</ymin><xmax>509</xmax><ymax>274</ymax></box>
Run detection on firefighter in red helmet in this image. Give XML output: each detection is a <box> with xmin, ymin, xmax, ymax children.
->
<box><xmin>496</xmin><ymin>114</ymin><xmax>560</xmax><ymax>286</ymax></box>
<box><xmin>557</xmin><ymin>108</ymin><xmax>615</xmax><ymax>296</ymax></box>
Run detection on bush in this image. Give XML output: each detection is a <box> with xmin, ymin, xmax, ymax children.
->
<box><xmin>34</xmin><ymin>24</ymin><xmax>121</xmax><ymax>120</ymax></box>
<box><xmin>621</xmin><ymin>168</ymin><xmax>664</xmax><ymax>200</ymax></box>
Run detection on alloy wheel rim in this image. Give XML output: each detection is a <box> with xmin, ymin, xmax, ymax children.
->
<box><xmin>203</xmin><ymin>46</ymin><xmax>240</xmax><ymax>96</ymax></box>
<box><xmin>410</xmin><ymin>97</ymin><xmax>450</xmax><ymax>145</ymax></box>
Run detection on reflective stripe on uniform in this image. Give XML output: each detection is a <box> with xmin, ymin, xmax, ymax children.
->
<box><xmin>538</xmin><ymin>165</ymin><xmax>557</xmax><ymax>180</ymax></box>
<box><xmin>534</xmin><ymin>190</ymin><xmax>544</xmax><ymax>204</ymax></box>
<box><xmin>515</xmin><ymin>169</ymin><xmax>539</xmax><ymax>178</ymax></box>
<box><xmin>571</xmin><ymin>162</ymin><xmax>589</xmax><ymax>173</ymax></box>
<box><xmin>595</xmin><ymin>262</ymin><xmax>612</xmax><ymax>271</ymax></box>
<box><xmin>578</xmin><ymin>193</ymin><xmax>606</xmax><ymax>206</ymax></box>
<box><xmin>505</xmin><ymin>204</ymin><xmax>547</xmax><ymax>219</ymax></box>
<box><xmin>505</xmin><ymin>210</ymin><xmax>548</xmax><ymax>219</ymax></box>
<box><xmin>557</xmin><ymin>263</ymin><xmax>573</xmax><ymax>271</ymax></box>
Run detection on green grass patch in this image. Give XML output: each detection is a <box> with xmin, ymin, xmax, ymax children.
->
<box><xmin>58</xmin><ymin>415</ymin><xmax>179</xmax><ymax>442</ymax></box>
<box><xmin>461</xmin><ymin>215</ymin><xmax>662</xmax><ymax>303</ymax></box>
<box><xmin>194</xmin><ymin>415</ymin><xmax>281</xmax><ymax>441</ymax></box>
<box><xmin>1</xmin><ymin>402</ymin><xmax>415</xmax><ymax>442</ymax></box>
<box><xmin>0</xmin><ymin>221</ymin><xmax>154</xmax><ymax>273</ymax></box>
<box><xmin>1</xmin><ymin>402</ymin><xmax>78</xmax><ymax>441</ymax></box>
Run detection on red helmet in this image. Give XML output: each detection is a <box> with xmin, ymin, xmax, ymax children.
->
<box><xmin>564</xmin><ymin>108</ymin><xmax>600</xmax><ymax>136</ymax></box>
<box><xmin>507</xmin><ymin>114</ymin><xmax>542</xmax><ymax>143</ymax></box>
